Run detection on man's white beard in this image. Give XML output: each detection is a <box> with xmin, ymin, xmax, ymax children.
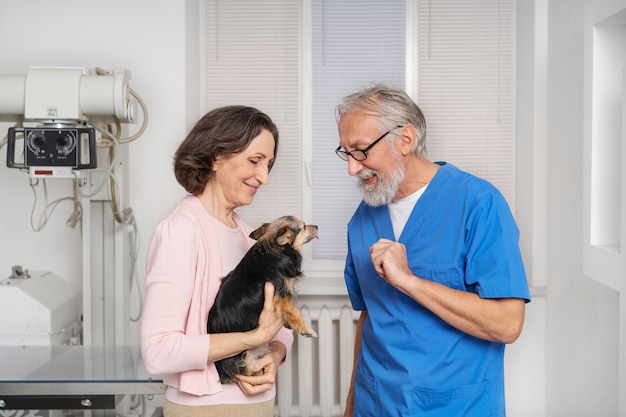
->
<box><xmin>357</xmin><ymin>162</ymin><xmax>406</xmax><ymax>207</ymax></box>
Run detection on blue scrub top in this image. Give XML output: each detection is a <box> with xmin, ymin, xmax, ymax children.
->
<box><xmin>345</xmin><ymin>162</ymin><xmax>530</xmax><ymax>417</ymax></box>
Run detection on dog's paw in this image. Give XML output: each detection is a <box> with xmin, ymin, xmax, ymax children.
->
<box><xmin>300</xmin><ymin>328</ymin><xmax>317</xmax><ymax>338</ymax></box>
<box><xmin>242</xmin><ymin>344</ymin><xmax>272</xmax><ymax>376</ymax></box>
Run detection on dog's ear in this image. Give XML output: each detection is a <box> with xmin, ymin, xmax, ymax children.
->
<box><xmin>275</xmin><ymin>227</ymin><xmax>296</xmax><ymax>246</ymax></box>
<box><xmin>250</xmin><ymin>223</ymin><xmax>270</xmax><ymax>240</ymax></box>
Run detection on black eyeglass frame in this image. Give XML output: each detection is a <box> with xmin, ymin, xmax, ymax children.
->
<box><xmin>335</xmin><ymin>125</ymin><xmax>403</xmax><ymax>161</ymax></box>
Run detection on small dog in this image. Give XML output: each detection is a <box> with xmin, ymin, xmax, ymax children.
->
<box><xmin>208</xmin><ymin>215</ymin><xmax>318</xmax><ymax>383</ymax></box>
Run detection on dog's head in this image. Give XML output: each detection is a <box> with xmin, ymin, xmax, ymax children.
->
<box><xmin>250</xmin><ymin>215</ymin><xmax>318</xmax><ymax>253</ymax></box>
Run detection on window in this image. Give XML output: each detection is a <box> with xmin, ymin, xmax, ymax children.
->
<box><xmin>583</xmin><ymin>7</ymin><xmax>626</xmax><ymax>291</ymax></box>
<box><xmin>204</xmin><ymin>0</ymin><xmax>302</xmax><ymax>226</ymax></box>
<box><xmin>204</xmin><ymin>0</ymin><xmax>515</xmax><ymax>283</ymax></box>
<box><xmin>417</xmin><ymin>0</ymin><xmax>515</xmax><ymax>204</ymax></box>
<box><xmin>310</xmin><ymin>0</ymin><xmax>406</xmax><ymax>261</ymax></box>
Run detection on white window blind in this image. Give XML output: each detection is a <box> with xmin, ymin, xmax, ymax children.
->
<box><xmin>417</xmin><ymin>0</ymin><xmax>515</xmax><ymax>205</ymax></box>
<box><xmin>204</xmin><ymin>0</ymin><xmax>301</xmax><ymax>228</ymax></box>
<box><xmin>311</xmin><ymin>0</ymin><xmax>406</xmax><ymax>260</ymax></box>
<box><xmin>203</xmin><ymin>0</ymin><xmax>516</xmax><ymax>269</ymax></box>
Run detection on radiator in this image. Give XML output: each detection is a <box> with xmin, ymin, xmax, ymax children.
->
<box><xmin>275</xmin><ymin>301</ymin><xmax>360</xmax><ymax>417</ymax></box>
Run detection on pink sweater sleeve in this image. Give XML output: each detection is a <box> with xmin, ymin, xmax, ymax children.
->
<box><xmin>141</xmin><ymin>209</ymin><xmax>226</xmax><ymax>395</ymax></box>
<box><xmin>141</xmin><ymin>215</ymin><xmax>212</xmax><ymax>374</ymax></box>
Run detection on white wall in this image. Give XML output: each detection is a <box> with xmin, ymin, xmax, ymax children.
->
<box><xmin>0</xmin><ymin>1</ymin><xmax>194</xmax><ymax>343</ymax></box>
<box><xmin>545</xmin><ymin>0</ymin><xmax>625</xmax><ymax>416</ymax></box>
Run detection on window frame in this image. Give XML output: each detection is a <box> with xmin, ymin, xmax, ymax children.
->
<box><xmin>200</xmin><ymin>0</ymin><xmax>518</xmax><ymax>294</ymax></box>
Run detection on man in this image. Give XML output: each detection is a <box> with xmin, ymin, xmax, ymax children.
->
<box><xmin>335</xmin><ymin>84</ymin><xmax>531</xmax><ymax>416</ymax></box>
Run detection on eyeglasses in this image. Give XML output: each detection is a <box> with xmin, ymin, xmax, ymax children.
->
<box><xmin>335</xmin><ymin>125</ymin><xmax>403</xmax><ymax>161</ymax></box>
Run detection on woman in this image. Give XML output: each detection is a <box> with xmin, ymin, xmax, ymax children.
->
<box><xmin>141</xmin><ymin>105</ymin><xmax>293</xmax><ymax>417</ymax></box>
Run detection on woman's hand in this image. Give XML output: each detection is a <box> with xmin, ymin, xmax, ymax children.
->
<box><xmin>237</xmin><ymin>283</ymin><xmax>288</xmax><ymax>395</ymax></box>
<box><xmin>236</xmin><ymin>341</ymin><xmax>287</xmax><ymax>395</ymax></box>
<box><xmin>207</xmin><ymin>282</ymin><xmax>286</xmax><ymax>365</ymax></box>
<box><xmin>248</xmin><ymin>281</ymin><xmax>285</xmax><ymax>347</ymax></box>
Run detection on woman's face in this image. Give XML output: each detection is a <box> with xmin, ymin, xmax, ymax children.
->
<box><xmin>213</xmin><ymin>129</ymin><xmax>276</xmax><ymax>209</ymax></box>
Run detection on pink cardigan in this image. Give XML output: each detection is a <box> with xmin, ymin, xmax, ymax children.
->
<box><xmin>141</xmin><ymin>196</ymin><xmax>294</xmax><ymax>402</ymax></box>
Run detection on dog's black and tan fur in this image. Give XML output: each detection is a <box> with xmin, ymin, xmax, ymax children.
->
<box><xmin>208</xmin><ymin>215</ymin><xmax>318</xmax><ymax>383</ymax></box>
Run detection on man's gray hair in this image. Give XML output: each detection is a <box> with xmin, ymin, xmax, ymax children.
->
<box><xmin>336</xmin><ymin>83</ymin><xmax>427</xmax><ymax>157</ymax></box>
